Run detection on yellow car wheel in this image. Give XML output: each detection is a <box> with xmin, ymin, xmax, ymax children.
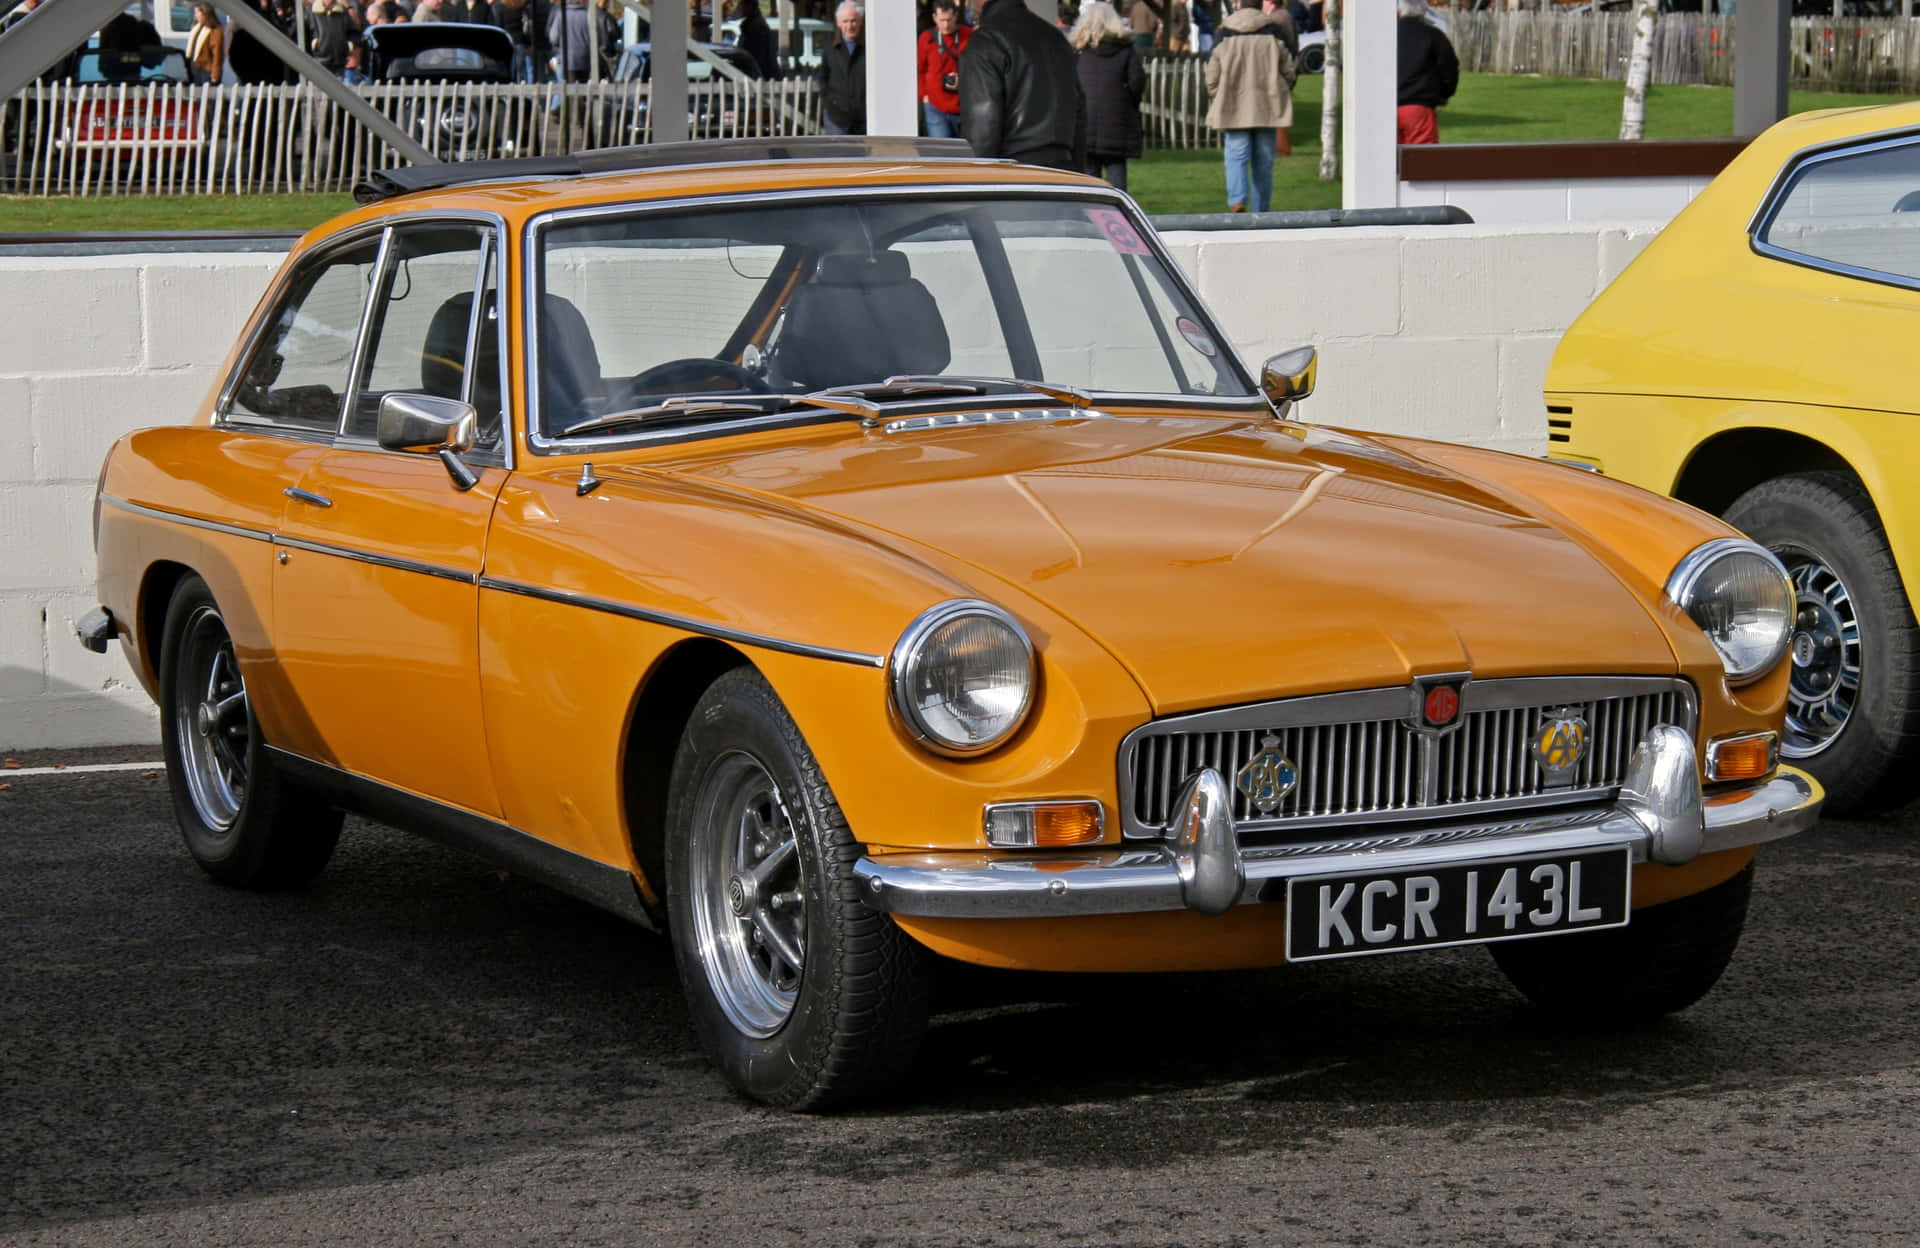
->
<box><xmin>1725</xmin><ymin>472</ymin><xmax>1920</xmax><ymax>815</ymax></box>
<box><xmin>664</xmin><ymin>666</ymin><xmax>931</xmax><ymax>1110</ymax></box>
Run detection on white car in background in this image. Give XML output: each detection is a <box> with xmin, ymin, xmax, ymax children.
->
<box><xmin>719</xmin><ymin>15</ymin><xmax>831</xmax><ymax>70</ymax></box>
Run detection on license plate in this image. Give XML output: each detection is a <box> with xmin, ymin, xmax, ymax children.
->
<box><xmin>1283</xmin><ymin>846</ymin><xmax>1632</xmax><ymax>963</ymax></box>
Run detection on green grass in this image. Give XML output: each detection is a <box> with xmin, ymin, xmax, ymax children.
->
<box><xmin>1</xmin><ymin>72</ymin><xmax>1915</xmax><ymax>229</ymax></box>
<box><xmin>1124</xmin><ymin>72</ymin><xmax>1920</xmax><ymax>215</ymax></box>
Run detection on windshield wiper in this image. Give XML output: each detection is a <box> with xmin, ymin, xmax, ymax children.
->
<box><xmin>556</xmin><ymin>395</ymin><xmax>789</xmax><ymax>439</ymax></box>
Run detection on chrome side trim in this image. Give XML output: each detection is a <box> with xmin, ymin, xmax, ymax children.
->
<box><xmin>101</xmin><ymin>495</ymin><xmax>478</xmax><ymax>585</ymax></box>
<box><xmin>854</xmin><ymin>762</ymin><xmax>1822</xmax><ymax>920</ymax></box>
<box><xmin>266</xmin><ymin>747</ymin><xmax>658</xmax><ymax>930</ymax></box>
<box><xmin>101</xmin><ymin>495</ymin><xmax>275</xmax><ymax>544</ymax></box>
<box><xmin>275</xmin><ymin>535</ymin><xmax>479</xmax><ymax>585</ymax></box>
<box><xmin>478</xmin><ymin>576</ymin><xmax>887</xmax><ymax>668</ymax></box>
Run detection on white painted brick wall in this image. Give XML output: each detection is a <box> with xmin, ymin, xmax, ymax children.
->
<box><xmin>0</xmin><ymin>252</ymin><xmax>281</xmax><ymax>752</ymax></box>
<box><xmin>0</xmin><ymin>224</ymin><xmax>1663</xmax><ymax>751</ymax></box>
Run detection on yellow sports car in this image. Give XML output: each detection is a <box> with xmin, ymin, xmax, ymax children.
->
<box><xmin>1548</xmin><ymin>101</ymin><xmax>1920</xmax><ymax>816</ymax></box>
<box><xmin>81</xmin><ymin>138</ymin><xmax>1818</xmax><ymax>1109</ymax></box>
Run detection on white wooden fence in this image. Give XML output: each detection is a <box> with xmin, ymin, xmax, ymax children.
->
<box><xmin>1452</xmin><ymin>11</ymin><xmax>1920</xmax><ymax>94</ymax></box>
<box><xmin>2</xmin><ymin>77</ymin><xmax>823</xmax><ymax>195</ymax></box>
<box><xmin>2</xmin><ymin>63</ymin><xmax>1245</xmax><ymax>195</ymax></box>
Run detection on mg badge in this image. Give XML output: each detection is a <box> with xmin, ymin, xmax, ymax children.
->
<box><xmin>1409</xmin><ymin>672</ymin><xmax>1471</xmax><ymax>736</ymax></box>
<box><xmin>1532</xmin><ymin>709</ymin><xmax>1590</xmax><ymax>775</ymax></box>
<box><xmin>1236</xmin><ymin>733</ymin><xmax>1298</xmax><ymax>815</ymax></box>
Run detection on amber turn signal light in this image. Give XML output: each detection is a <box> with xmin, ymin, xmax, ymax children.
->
<box><xmin>983</xmin><ymin>800</ymin><xmax>1107</xmax><ymax>849</ymax></box>
<box><xmin>1705</xmin><ymin>731</ymin><xmax>1778</xmax><ymax>783</ymax></box>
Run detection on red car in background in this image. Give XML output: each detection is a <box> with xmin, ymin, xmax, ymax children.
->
<box><xmin>59</xmin><ymin>46</ymin><xmax>203</xmax><ymax>157</ymax></box>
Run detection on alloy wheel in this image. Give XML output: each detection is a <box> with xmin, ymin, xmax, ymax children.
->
<box><xmin>174</xmin><ymin>604</ymin><xmax>250</xmax><ymax>831</ymax></box>
<box><xmin>687</xmin><ymin>752</ymin><xmax>807</xmax><ymax>1039</ymax></box>
<box><xmin>1776</xmin><ymin>543</ymin><xmax>1863</xmax><ymax>758</ymax></box>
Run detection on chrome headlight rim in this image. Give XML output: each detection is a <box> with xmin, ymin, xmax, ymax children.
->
<box><xmin>888</xmin><ymin>598</ymin><xmax>1036</xmax><ymax>758</ymax></box>
<box><xmin>1664</xmin><ymin>537</ymin><xmax>1795</xmax><ymax>687</ymax></box>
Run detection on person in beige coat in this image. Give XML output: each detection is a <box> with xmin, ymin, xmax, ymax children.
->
<box><xmin>1204</xmin><ymin>0</ymin><xmax>1296</xmax><ymax>212</ymax></box>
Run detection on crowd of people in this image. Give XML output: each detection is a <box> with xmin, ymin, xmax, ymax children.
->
<box><xmin>13</xmin><ymin>0</ymin><xmax>1456</xmax><ymax>213</ymax></box>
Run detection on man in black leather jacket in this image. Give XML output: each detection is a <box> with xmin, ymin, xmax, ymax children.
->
<box><xmin>959</xmin><ymin>0</ymin><xmax>1086</xmax><ymax>172</ymax></box>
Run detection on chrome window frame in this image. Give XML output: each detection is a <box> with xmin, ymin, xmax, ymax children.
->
<box><xmin>1115</xmin><ymin>675</ymin><xmax>1700</xmax><ymax>841</ymax></box>
<box><xmin>217</xmin><ymin>209</ymin><xmax>515</xmax><ymax>470</ymax></box>
<box><xmin>520</xmin><ymin>183</ymin><xmax>1265</xmax><ymax>457</ymax></box>
<box><xmin>1748</xmin><ymin>126</ymin><xmax>1920</xmax><ymax>293</ymax></box>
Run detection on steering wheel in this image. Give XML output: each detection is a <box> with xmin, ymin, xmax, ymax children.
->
<box><xmin>612</xmin><ymin>357</ymin><xmax>769</xmax><ymax>407</ymax></box>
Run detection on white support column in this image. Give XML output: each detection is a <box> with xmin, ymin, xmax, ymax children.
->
<box><xmin>1341</xmin><ymin>0</ymin><xmax>1397</xmax><ymax>210</ymax></box>
<box><xmin>867</xmin><ymin>0</ymin><xmax>917</xmax><ymax>136</ymax></box>
<box><xmin>653</xmin><ymin>0</ymin><xmax>689</xmax><ymax>143</ymax></box>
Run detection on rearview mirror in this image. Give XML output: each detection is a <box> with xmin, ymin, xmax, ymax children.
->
<box><xmin>1261</xmin><ymin>346</ymin><xmax>1317</xmax><ymax>419</ymax></box>
<box><xmin>378</xmin><ymin>393</ymin><xmax>481</xmax><ymax>490</ymax></box>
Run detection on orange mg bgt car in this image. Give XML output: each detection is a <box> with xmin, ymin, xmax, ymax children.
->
<box><xmin>80</xmin><ymin>137</ymin><xmax>1820</xmax><ymax>1109</ymax></box>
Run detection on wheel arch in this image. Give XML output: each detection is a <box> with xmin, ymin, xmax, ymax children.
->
<box><xmin>1669</xmin><ymin>428</ymin><xmax>1859</xmax><ymax>517</ymax></box>
<box><xmin>620</xmin><ymin>637</ymin><xmax>754</xmax><ymax>905</ymax></box>
<box><xmin>135</xmin><ymin>560</ymin><xmax>198</xmax><ymax>691</ymax></box>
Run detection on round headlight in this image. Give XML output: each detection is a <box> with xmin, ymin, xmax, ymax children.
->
<box><xmin>890</xmin><ymin>600</ymin><xmax>1036</xmax><ymax>756</ymax></box>
<box><xmin>1665</xmin><ymin>538</ymin><xmax>1794</xmax><ymax>685</ymax></box>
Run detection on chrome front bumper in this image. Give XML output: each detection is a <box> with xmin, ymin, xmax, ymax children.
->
<box><xmin>854</xmin><ymin>728</ymin><xmax>1822</xmax><ymax>920</ymax></box>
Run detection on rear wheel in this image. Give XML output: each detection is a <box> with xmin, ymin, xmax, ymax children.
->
<box><xmin>1488</xmin><ymin>864</ymin><xmax>1752</xmax><ymax>1022</ymax></box>
<box><xmin>159</xmin><ymin>575</ymin><xmax>342</xmax><ymax>889</ymax></box>
<box><xmin>665</xmin><ymin>667</ymin><xmax>930</xmax><ymax>1110</ymax></box>
<box><xmin>1299</xmin><ymin>44</ymin><xmax>1326</xmax><ymax>74</ymax></box>
<box><xmin>1723</xmin><ymin>471</ymin><xmax>1920</xmax><ymax>814</ymax></box>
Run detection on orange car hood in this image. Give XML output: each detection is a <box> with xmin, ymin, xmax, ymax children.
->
<box><xmin>660</xmin><ymin>413</ymin><xmax>1681</xmax><ymax>713</ymax></box>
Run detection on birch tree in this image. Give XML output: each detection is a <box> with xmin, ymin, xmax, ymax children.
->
<box><xmin>1319</xmin><ymin>0</ymin><xmax>1341</xmax><ymax>181</ymax></box>
<box><xmin>1619</xmin><ymin>0</ymin><xmax>1660</xmax><ymax>140</ymax></box>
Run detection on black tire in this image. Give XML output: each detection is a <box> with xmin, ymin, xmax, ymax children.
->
<box><xmin>1489</xmin><ymin>863</ymin><xmax>1752</xmax><ymax>1022</ymax></box>
<box><xmin>1300</xmin><ymin>44</ymin><xmax>1326</xmax><ymax>75</ymax></box>
<box><xmin>158</xmin><ymin>575</ymin><xmax>342</xmax><ymax>889</ymax></box>
<box><xmin>665</xmin><ymin>667</ymin><xmax>930</xmax><ymax>1110</ymax></box>
<box><xmin>1723</xmin><ymin>471</ymin><xmax>1920</xmax><ymax>815</ymax></box>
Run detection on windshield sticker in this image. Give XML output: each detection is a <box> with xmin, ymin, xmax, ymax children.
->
<box><xmin>1176</xmin><ymin>316</ymin><xmax>1218</xmax><ymax>358</ymax></box>
<box><xmin>1088</xmin><ymin>207</ymin><xmax>1153</xmax><ymax>256</ymax></box>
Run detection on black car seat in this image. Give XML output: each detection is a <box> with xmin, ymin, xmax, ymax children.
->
<box><xmin>538</xmin><ymin>293</ymin><xmax>604</xmax><ymax>434</ymax></box>
<box><xmin>775</xmin><ymin>250</ymin><xmax>951</xmax><ymax>391</ymax></box>
<box><xmin>420</xmin><ymin>291</ymin><xmax>502</xmax><ymax>450</ymax></box>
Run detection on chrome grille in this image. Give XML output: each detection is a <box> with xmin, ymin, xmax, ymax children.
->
<box><xmin>1121</xmin><ymin>677</ymin><xmax>1695</xmax><ymax>840</ymax></box>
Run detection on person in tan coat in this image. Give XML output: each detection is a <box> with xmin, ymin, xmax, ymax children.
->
<box><xmin>186</xmin><ymin>3</ymin><xmax>224</xmax><ymax>85</ymax></box>
<box><xmin>1204</xmin><ymin>0</ymin><xmax>1295</xmax><ymax>212</ymax></box>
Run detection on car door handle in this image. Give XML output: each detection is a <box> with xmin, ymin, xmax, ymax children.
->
<box><xmin>284</xmin><ymin>487</ymin><xmax>333</xmax><ymax>509</ymax></box>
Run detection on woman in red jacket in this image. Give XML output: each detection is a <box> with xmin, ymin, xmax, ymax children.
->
<box><xmin>917</xmin><ymin>0</ymin><xmax>971</xmax><ymax>138</ymax></box>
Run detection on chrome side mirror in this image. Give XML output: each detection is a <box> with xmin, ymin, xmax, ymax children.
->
<box><xmin>1260</xmin><ymin>346</ymin><xmax>1317</xmax><ymax>419</ymax></box>
<box><xmin>378</xmin><ymin>393</ymin><xmax>481</xmax><ymax>490</ymax></box>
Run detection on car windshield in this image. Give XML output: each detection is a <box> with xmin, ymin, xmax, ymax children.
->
<box><xmin>74</xmin><ymin>47</ymin><xmax>189</xmax><ymax>84</ymax></box>
<box><xmin>532</xmin><ymin>195</ymin><xmax>1253</xmax><ymax>439</ymax></box>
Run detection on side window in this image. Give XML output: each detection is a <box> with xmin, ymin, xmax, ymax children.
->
<box><xmin>1757</xmin><ymin>137</ymin><xmax>1920</xmax><ymax>285</ymax></box>
<box><xmin>350</xmin><ymin>225</ymin><xmax>500</xmax><ymax>451</ymax></box>
<box><xmin>229</xmin><ymin>236</ymin><xmax>381</xmax><ymax>432</ymax></box>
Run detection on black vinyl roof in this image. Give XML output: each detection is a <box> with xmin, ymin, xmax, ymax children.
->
<box><xmin>352</xmin><ymin>137</ymin><xmax>988</xmax><ymax>205</ymax></box>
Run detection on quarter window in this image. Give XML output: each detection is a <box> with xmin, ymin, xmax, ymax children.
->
<box><xmin>350</xmin><ymin>225</ymin><xmax>501</xmax><ymax>452</ymax></box>
<box><xmin>229</xmin><ymin>236</ymin><xmax>381</xmax><ymax>431</ymax></box>
<box><xmin>1756</xmin><ymin>136</ymin><xmax>1920</xmax><ymax>286</ymax></box>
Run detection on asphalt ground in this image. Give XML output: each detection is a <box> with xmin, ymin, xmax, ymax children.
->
<box><xmin>3</xmin><ymin>747</ymin><xmax>1917</xmax><ymax>1246</ymax></box>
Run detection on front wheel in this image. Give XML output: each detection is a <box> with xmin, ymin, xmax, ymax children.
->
<box><xmin>665</xmin><ymin>667</ymin><xmax>930</xmax><ymax>1110</ymax></box>
<box><xmin>158</xmin><ymin>575</ymin><xmax>342</xmax><ymax>889</ymax></box>
<box><xmin>1488</xmin><ymin>863</ymin><xmax>1752</xmax><ymax>1022</ymax></box>
<box><xmin>1723</xmin><ymin>471</ymin><xmax>1920</xmax><ymax>815</ymax></box>
<box><xmin>1299</xmin><ymin>44</ymin><xmax>1326</xmax><ymax>75</ymax></box>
